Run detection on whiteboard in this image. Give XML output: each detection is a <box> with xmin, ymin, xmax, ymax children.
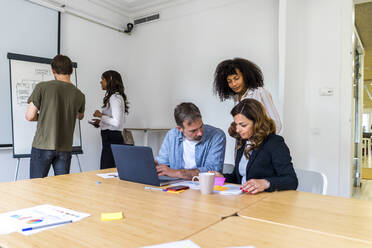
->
<box><xmin>0</xmin><ymin>0</ymin><xmax>58</xmax><ymax>146</ymax></box>
<box><xmin>8</xmin><ymin>53</ymin><xmax>82</xmax><ymax>158</ymax></box>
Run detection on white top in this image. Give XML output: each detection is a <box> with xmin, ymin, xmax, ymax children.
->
<box><xmin>238</xmin><ymin>142</ymin><xmax>251</xmax><ymax>184</ymax></box>
<box><xmin>100</xmin><ymin>93</ymin><xmax>126</xmax><ymax>131</ymax></box>
<box><xmin>234</xmin><ymin>87</ymin><xmax>282</xmax><ymax>134</ymax></box>
<box><xmin>182</xmin><ymin>138</ymin><xmax>198</xmax><ymax>169</ymax></box>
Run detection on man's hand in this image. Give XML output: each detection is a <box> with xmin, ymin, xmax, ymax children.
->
<box><xmin>77</xmin><ymin>112</ymin><xmax>84</xmax><ymax>120</ymax></box>
<box><xmin>208</xmin><ymin>171</ymin><xmax>224</xmax><ymax>178</ymax></box>
<box><xmin>25</xmin><ymin>102</ymin><xmax>38</xmax><ymax>121</ymax></box>
<box><xmin>156</xmin><ymin>164</ymin><xmax>180</xmax><ymax>178</ymax></box>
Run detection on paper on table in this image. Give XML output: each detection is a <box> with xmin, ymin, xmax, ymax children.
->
<box><xmin>0</xmin><ymin>215</ymin><xmax>19</xmax><ymax>235</ymax></box>
<box><xmin>217</xmin><ymin>184</ymin><xmax>242</xmax><ymax>195</ymax></box>
<box><xmin>96</xmin><ymin>172</ymin><xmax>119</xmax><ymax>179</ymax></box>
<box><xmin>0</xmin><ymin>204</ymin><xmax>90</xmax><ymax>236</ymax></box>
<box><xmin>140</xmin><ymin>240</ymin><xmax>200</xmax><ymax>248</ymax></box>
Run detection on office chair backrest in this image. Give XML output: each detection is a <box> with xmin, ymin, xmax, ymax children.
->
<box><xmin>295</xmin><ymin>168</ymin><xmax>327</xmax><ymax>195</ymax></box>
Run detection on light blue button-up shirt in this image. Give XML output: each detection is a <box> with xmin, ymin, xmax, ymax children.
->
<box><xmin>156</xmin><ymin>124</ymin><xmax>226</xmax><ymax>172</ymax></box>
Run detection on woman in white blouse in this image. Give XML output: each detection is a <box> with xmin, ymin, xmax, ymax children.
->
<box><xmin>213</xmin><ymin>58</ymin><xmax>282</xmax><ymax>134</ymax></box>
<box><xmin>91</xmin><ymin>70</ymin><xmax>129</xmax><ymax>169</ymax></box>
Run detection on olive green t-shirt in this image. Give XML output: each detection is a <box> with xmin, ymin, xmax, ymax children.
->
<box><xmin>28</xmin><ymin>80</ymin><xmax>85</xmax><ymax>152</ymax></box>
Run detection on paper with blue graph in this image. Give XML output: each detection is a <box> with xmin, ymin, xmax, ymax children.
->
<box><xmin>0</xmin><ymin>204</ymin><xmax>89</xmax><ymax>235</ymax></box>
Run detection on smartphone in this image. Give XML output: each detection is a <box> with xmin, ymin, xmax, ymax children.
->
<box><xmin>166</xmin><ymin>185</ymin><xmax>189</xmax><ymax>191</ymax></box>
<box><xmin>88</xmin><ymin>119</ymin><xmax>100</xmax><ymax>128</ymax></box>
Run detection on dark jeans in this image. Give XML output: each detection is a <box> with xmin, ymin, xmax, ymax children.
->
<box><xmin>101</xmin><ymin>130</ymin><xmax>124</xmax><ymax>169</ymax></box>
<box><xmin>30</xmin><ymin>147</ymin><xmax>72</xmax><ymax>178</ymax></box>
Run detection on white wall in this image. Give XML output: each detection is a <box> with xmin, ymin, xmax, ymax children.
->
<box><xmin>0</xmin><ymin>10</ymin><xmax>132</xmax><ymax>181</ymax></box>
<box><xmin>125</xmin><ymin>0</ymin><xmax>279</xmax><ymax>165</ymax></box>
<box><xmin>60</xmin><ymin>14</ymin><xmax>132</xmax><ymax>173</ymax></box>
<box><xmin>60</xmin><ymin>13</ymin><xmax>167</xmax><ymax>174</ymax></box>
<box><xmin>282</xmin><ymin>0</ymin><xmax>353</xmax><ymax>196</ymax></box>
<box><xmin>60</xmin><ymin>0</ymin><xmax>279</xmax><ymax>171</ymax></box>
<box><xmin>0</xmin><ymin>0</ymin><xmax>355</xmax><ymax>199</ymax></box>
<box><xmin>0</xmin><ymin>0</ymin><xmax>58</xmax><ymax>182</ymax></box>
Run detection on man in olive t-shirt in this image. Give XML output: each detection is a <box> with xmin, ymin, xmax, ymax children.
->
<box><xmin>26</xmin><ymin>55</ymin><xmax>85</xmax><ymax>178</ymax></box>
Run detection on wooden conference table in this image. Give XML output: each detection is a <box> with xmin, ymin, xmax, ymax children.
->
<box><xmin>0</xmin><ymin>169</ymin><xmax>372</xmax><ymax>247</ymax></box>
<box><xmin>0</xmin><ymin>169</ymin><xmax>268</xmax><ymax>248</ymax></box>
<box><xmin>238</xmin><ymin>190</ymin><xmax>372</xmax><ymax>245</ymax></box>
<box><xmin>190</xmin><ymin>216</ymin><xmax>372</xmax><ymax>248</ymax></box>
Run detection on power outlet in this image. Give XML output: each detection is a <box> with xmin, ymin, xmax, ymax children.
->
<box><xmin>319</xmin><ymin>87</ymin><xmax>333</xmax><ymax>96</ymax></box>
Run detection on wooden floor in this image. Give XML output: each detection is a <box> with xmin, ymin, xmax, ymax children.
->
<box><xmin>353</xmin><ymin>153</ymin><xmax>372</xmax><ymax>200</ymax></box>
<box><xmin>353</xmin><ymin>180</ymin><xmax>372</xmax><ymax>201</ymax></box>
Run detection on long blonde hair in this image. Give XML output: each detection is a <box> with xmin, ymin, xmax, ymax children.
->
<box><xmin>231</xmin><ymin>99</ymin><xmax>276</xmax><ymax>158</ymax></box>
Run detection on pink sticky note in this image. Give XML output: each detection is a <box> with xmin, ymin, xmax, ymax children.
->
<box><xmin>214</xmin><ymin>177</ymin><xmax>226</xmax><ymax>186</ymax></box>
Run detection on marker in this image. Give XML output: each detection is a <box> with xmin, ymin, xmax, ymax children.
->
<box><xmin>144</xmin><ymin>186</ymin><xmax>166</xmax><ymax>191</ymax></box>
<box><xmin>22</xmin><ymin>220</ymin><xmax>73</xmax><ymax>232</ymax></box>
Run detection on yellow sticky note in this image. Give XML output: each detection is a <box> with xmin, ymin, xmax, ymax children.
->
<box><xmin>101</xmin><ymin>212</ymin><xmax>124</xmax><ymax>221</ymax></box>
<box><xmin>214</xmin><ymin>185</ymin><xmax>228</xmax><ymax>191</ymax></box>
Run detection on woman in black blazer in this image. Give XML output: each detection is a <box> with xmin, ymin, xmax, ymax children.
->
<box><xmin>212</xmin><ymin>98</ymin><xmax>298</xmax><ymax>194</ymax></box>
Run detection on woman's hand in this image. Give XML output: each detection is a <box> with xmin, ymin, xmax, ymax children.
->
<box><xmin>93</xmin><ymin>110</ymin><xmax>103</xmax><ymax>118</ymax></box>
<box><xmin>208</xmin><ymin>171</ymin><xmax>224</xmax><ymax>178</ymax></box>
<box><xmin>92</xmin><ymin>119</ymin><xmax>100</xmax><ymax>128</ymax></box>
<box><xmin>241</xmin><ymin>179</ymin><xmax>270</xmax><ymax>194</ymax></box>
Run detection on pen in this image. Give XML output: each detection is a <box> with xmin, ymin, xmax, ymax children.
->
<box><xmin>144</xmin><ymin>186</ymin><xmax>166</xmax><ymax>191</ymax></box>
<box><xmin>22</xmin><ymin>220</ymin><xmax>73</xmax><ymax>231</ymax></box>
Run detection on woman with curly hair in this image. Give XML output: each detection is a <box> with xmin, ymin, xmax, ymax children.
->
<box><xmin>214</xmin><ymin>58</ymin><xmax>282</xmax><ymax>133</ymax></box>
<box><xmin>211</xmin><ymin>99</ymin><xmax>297</xmax><ymax>194</ymax></box>
<box><xmin>91</xmin><ymin>70</ymin><xmax>129</xmax><ymax>169</ymax></box>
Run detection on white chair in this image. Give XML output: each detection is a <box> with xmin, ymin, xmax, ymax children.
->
<box><xmin>295</xmin><ymin>168</ymin><xmax>327</xmax><ymax>195</ymax></box>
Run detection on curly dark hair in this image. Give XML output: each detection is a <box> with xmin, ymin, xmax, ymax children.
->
<box><xmin>231</xmin><ymin>98</ymin><xmax>275</xmax><ymax>158</ymax></box>
<box><xmin>102</xmin><ymin>70</ymin><xmax>129</xmax><ymax>114</ymax></box>
<box><xmin>213</xmin><ymin>58</ymin><xmax>264</xmax><ymax>101</ymax></box>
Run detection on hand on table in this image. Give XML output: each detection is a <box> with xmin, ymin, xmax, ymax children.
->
<box><xmin>208</xmin><ymin>171</ymin><xmax>224</xmax><ymax>178</ymax></box>
<box><xmin>241</xmin><ymin>179</ymin><xmax>270</xmax><ymax>194</ymax></box>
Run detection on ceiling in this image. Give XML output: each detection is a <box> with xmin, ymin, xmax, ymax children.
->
<box><xmin>48</xmin><ymin>0</ymin><xmax>187</xmax><ymax>18</ymax></box>
<box><xmin>90</xmin><ymin>0</ymin><xmax>176</xmax><ymax>14</ymax></box>
<box><xmin>355</xmin><ymin>2</ymin><xmax>372</xmax><ymax>108</ymax></box>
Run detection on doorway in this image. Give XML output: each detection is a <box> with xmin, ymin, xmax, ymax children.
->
<box><xmin>352</xmin><ymin>1</ymin><xmax>372</xmax><ymax>200</ymax></box>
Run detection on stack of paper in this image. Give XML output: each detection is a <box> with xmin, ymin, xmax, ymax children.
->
<box><xmin>216</xmin><ymin>184</ymin><xmax>242</xmax><ymax>195</ymax></box>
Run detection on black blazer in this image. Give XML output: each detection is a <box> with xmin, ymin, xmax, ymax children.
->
<box><xmin>224</xmin><ymin>133</ymin><xmax>298</xmax><ymax>192</ymax></box>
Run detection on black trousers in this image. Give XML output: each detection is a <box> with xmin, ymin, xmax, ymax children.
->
<box><xmin>100</xmin><ymin>130</ymin><xmax>124</xmax><ymax>169</ymax></box>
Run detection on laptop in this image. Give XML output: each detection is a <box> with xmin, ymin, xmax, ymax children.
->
<box><xmin>111</xmin><ymin>144</ymin><xmax>183</xmax><ymax>186</ymax></box>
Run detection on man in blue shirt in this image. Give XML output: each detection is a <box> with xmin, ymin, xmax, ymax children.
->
<box><xmin>156</xmin><ymin>102</ymin><xmax>226</xmax><ymax>179</ymax></box>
